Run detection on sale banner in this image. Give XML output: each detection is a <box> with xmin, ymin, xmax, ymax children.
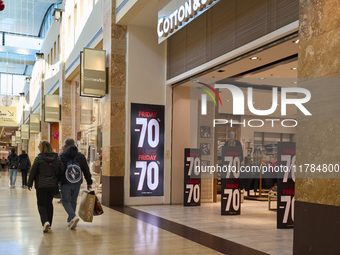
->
<box><xmin>184</xmin><ymin>148</ymin><xmax>201</xmax><ymax>206</ymax></box>
<box><xmin>130</xmin><ymin>103</ymin><xmax>164</xmax><ymax>197</ymax></box>
<box><xmin>277</xmin><ymin>142</ymin><xmax>295</xmax><ymax>229</ymax></box>
<box><xmin>221</xmin><ymin>146</ymin><xmax>242</xmax><ymax>215</ymax></box>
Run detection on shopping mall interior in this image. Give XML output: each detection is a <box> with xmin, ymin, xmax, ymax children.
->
<box><xmin>0</xmin><ymin>0</ymin><xmax>340</xmax><ymax>254</ymax></box>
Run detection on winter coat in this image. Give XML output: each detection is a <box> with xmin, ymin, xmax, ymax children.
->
<box><xmin>18</xmin><ymin>153</ymin><xmax>31</xmax><ymax>170</ymax></box>
<box><xmin>7</xmin><ymin>153</ymin><xmax>19</xmax><ymax>169</ymax></box>
<box><xmin>59</xmin><ymin>145</ymin><xmax>92</xmax><ymax>185</ymax></box>
<box><xmin>27</xmin><ymin>153</ymin><xmax>64</xmax><ymax>189</ymax></box>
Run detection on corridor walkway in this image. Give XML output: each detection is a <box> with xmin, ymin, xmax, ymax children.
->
<box><xmin>0</xmin><ymin>171</ymin><xmax>221</xmax><ymax>255</ymax></box>
<box><xmin>0</xmin><ymin>170</ymin><xmax>292</xmax><ymax>255</ymax></box>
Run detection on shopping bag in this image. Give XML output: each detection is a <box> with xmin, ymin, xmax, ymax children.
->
<box><xmin>78</xmin><ymin>190</ymin><xmax>96</xmax><ymax>222</ymax></box>
<box><xmin>93</xmin><ymin>195</ymin><xmax>104</xmax><ymax>216</ymax></box>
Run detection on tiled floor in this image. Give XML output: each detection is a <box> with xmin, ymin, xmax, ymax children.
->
<box><xmin>131</xmin><ymin>199</ymin><xmax>293</xmax><ymax>255</ymax></box>
<box><xmin>0</xmin><ymin>170</ymin><xmax>293</xmax><ymax>255</ymax></box>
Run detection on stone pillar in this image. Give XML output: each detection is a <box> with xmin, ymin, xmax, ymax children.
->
<box><xmin>101</xmin><ymin>0</ymin><xmax>126</xmax><ymax>206</ymax></box>
<box><xmin>294</xmin><ymin>1</ymin><xmax>340</xmax><ymax>254</ymax></box>
<box><xmin>59</xmin><ymin>80</ymin><xmax>72</xmax><ymax>144</ymax></box>
<box><xmin>40</xmin><ymin>74</ymin><xmax>49</xmax><ymax>142</ymax></box>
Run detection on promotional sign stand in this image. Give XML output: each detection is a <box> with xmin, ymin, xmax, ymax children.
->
<box><xmin>130</xmin><ymin>103</ymin><xmax>165</xmax><ymax>197</ymax></box>
<box><xmin>184</xmin><ymin>148</ymin><xmax>201</xmax><ymax>206</ymax></box>
<box><xmin>221</xmin><ymin>146</ymin><xmax>242</xmax><ymax>215</ymax></box>
<box><xmin>277</xmin><ymin>142</ymin><xmax>295</xmax><ymax>229</ymax></box>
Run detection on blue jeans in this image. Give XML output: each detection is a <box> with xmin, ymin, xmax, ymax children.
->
<box><xmin>9</xmin><ymin>169</ymin><xmax>17</xmax><ymax>186</ymax></box>
<box><xmin>60</xmin><ymin>184</ymin><xmax>81</xmax><ymax>222</ymax></box>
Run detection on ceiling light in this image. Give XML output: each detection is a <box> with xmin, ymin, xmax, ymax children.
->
<box><xmin>291</xmin><ymin>67</ymin><xmax>298</xmax><ymax>70</ymax></box>
<box><xmin>293</xmin><ymin>39</ymin><xmax>299</xmax><ymax>44</ymax></box>
<box><xmin>259</xmin><ymin>77</ymin><xmax>265</xmax><ymax>80</ymax></box>
<box><xmin>292</xmin><ymin>81</ymin><xmax>297</xmax><ymax>84</ymax></box>
<box><xmin>250</xmin><ymin>57</ymin><xmax>260</xmax><ymax>60</ymax></box>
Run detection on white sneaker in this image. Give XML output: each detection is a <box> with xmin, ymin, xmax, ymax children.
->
<box><xmin>43</xmin><ymin>222</ymin><xmax>51</xmax><ymax>233</ymax></box>
<box><xmin>67</xmin><ymin>221</ymin><xmax>72</xmax><ymax>227</ymax></box>
<box><xmin>70</xmin><ymin>216</ymin><xmax>79</xmax><ymax>229</ymax></box>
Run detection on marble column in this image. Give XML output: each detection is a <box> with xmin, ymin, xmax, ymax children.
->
<box><xmin>59</xmin><ymin>80</ymin><xmax>72</xmax><ymax>144</ymax></box>
<box><xmin>101</xmin><ymin>0</ymin><xmax>126</xmax><ymax>206</ymax></box>
<box><xmin>294</xmin><ymin>1</ymin><xmax>340</xmax><ymax>254</ymax></box>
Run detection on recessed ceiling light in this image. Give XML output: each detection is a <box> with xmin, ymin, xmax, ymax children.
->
<box><xmin>250</xmin><ymin>57</ymin><xmax>259</xmax><ymax>60</ymax></box>
<box><xmin>292</xmin><ymin>81</ymin><xmax>297</xmax><ymax>84</ymax></box>
<box><xmin>226</xmin><ymin>100</ymin><xmax>230</xmax><ymax>102</ymax></box>
<box><xmin>293</xmin><ymin>39</ymin><xmax>299</xmax><ymax>44</ymax></box>
<box><xmin>217</xmin><ymin>70</ymin><xmax>225</xmax><ymax>73</ymax></box>
<box><xmin>259</xmin><ymin>77</ymin><xmax>265</xmax><ymax>80</ymax></box>
<box><xmin>291</xmin><ymin>67</ymin><xmax>298</xmax><ymax>70</ymax></box>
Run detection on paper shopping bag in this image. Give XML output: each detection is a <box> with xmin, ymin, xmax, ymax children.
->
<box><xmin>93</xmin><ymin>195</ymin><xmax>104</xmax><ymax>216</ymax></box>
<box><xmin>78</xmin><ymin>191</ymin><xmax>96</xmax><ymax>222</ymax></box>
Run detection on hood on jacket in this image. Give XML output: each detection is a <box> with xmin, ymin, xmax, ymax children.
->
<box><xmin>8</xmin><ymin>153</ymin><xmax>18</xmax><ymax>159</ymax></box>
<box><xmin>38</xmin><ymin>152</ymin><xmax>59</xmax><ymax>163</ymax></box>
<box><xmin>19</xmin><ymin>154</ymin><xmax>28</xmax><ymax>158</ymax></box>
<box><xmin>61</xmin><ymin>145</ymin><xmax>78</xmax><ymax>159</ymax></box>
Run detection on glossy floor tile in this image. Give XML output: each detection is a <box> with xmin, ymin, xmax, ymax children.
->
<box><xmin>131</xmin><ymin>199</ymin><xmax>293</xmax><ymax>255</ymax></box>
<box><xmin>0</xmin><ymin>171</ymin><xmax>222</xmax><ymax>255</ymax></box>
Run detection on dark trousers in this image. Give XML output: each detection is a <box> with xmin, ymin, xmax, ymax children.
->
<box><xmin>36</xmin><ymin>187</ymin><xmax>57</xmax><ymax>226</ymax></box>
<box><xmin>21</xmin><ymin>169</ymin><xmax>28</xmax><ymax>186</ymax></box>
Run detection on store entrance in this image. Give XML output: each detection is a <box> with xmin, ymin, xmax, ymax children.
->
<box><xmin>171</xmin><ymin>35</ymin><xmax>299</xmax><ymax>228</ymax></box>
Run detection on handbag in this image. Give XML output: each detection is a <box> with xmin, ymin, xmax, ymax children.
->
<box><xmin>78</xmin><ymin>190</ymin><xmax>96</xmax><ymax>222</ymax></box>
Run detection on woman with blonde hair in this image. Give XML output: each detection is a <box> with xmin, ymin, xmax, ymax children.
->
<box><xmin>28</xmin><ymin>141</ymin><xmax>64</xmax><ymax>233</ymax></box>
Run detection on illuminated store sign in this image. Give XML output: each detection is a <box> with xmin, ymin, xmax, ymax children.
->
<box><xmin>80</xmin><ymin>48</ymin><xmax>107</xmax><ymax>98</ymax></box>
<box><xmin>44</xmin><ymin>94</ymin><xmax>60</xmax><ymax>123</ymax></box>
<box><xmin>11</xmin><ymin>135</ymin><xmax>16</xmax><ymax>146</ymax></box>
<box><xmin>15</xmin><ymin>131</ymin><xmax>22</xmax><ymax>144</ymax></box>
<box><xmin>21</xmin><ymin>124</ymin><xmax>29</xmax><ymax>140</ymax></box>
<box><xmin>29</xmin><ymin>113</ymin><xmax>40</xmax><ymax>134</ymax></box>
<box><xmin>158</xmin><ymin>0</ymin><xmax>219</xmax><ymax>43</ymax></box>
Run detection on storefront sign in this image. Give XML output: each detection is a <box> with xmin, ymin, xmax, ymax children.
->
<box><xmin>184</xmin><ymin>148</ymin><xmax>201</xmax><ymax>206</ymax></box>
<box><xmin>29</xmin><ymin>113</ymin><xmax>40</xmax><ymax>134</ymax></box>
<box><xmin>80</xmin><ymin>48</ymin><xmax>107</xmax><ymax>98</ymax></box>
<box><xmin>221</xmin><ymin>146</ymin><xmax>242</xmax><ymax>215</ymax></box>
<box><xmin>0</xmin><ymin>106</ymin><xmax>18</xmax><ymax>127</ymax></box>
<box><xmin>15</xmin><ymin>131</ymin><xmax>22</xmax><ymax>144</ymax></box>
<box><xmin>80</xmin><ymin>97</ymin><xmax>93</xmax><ymax>124</ymax></box>
<box><xmin>277</xmin><ymin>142</ymin><xmax>295</xmax><ymax>229</ymax></box>
<box><xmin>21</xmin><ymin>124</ymin><xmax>29</xmax><ymax>140</ymax></box>
<box><xmin>11</xmin><ymin>135</ymin><xmax>16</xmax><ymax>146</ymax></box>
<box><xmin>158</xmin><ymin>0</ymin><xmax>220</xmax><ymax>43</ymax></box>
<box><xmin>130</xmin><ymin>103</ymin><xmax>165</xmax><ymax>197</ymax></box>
<box><xmin>44</xmin><ymin>94</ymin><xmax>60</xmax><ymax>123</ymax></box>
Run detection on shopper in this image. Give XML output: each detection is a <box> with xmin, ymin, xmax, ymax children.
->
<box><xmin>7</xmin><ymin>148</ymin><xmax>19</xmax><ymax>188</ymax></box>
<box><xmin>18</xmin><ymin>150</ymin><xmax>31</xmax><ymax>188</ymax></box>
<box><xmin>27</xmin><ymin>141</ymin><xmax>64</xmax><ymax>233</ymax></box>
<box><xmin>1</xmin><ymin>157</ymin><xmax>6</xmax><ymax>170</ymax></box>
<box><xmin>60</xmin><ymin>138</ymin><xmax>92</xmax><ymax>229</ymax></box>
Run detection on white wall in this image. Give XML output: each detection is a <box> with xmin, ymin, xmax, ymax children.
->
<box><xmin>125</xmin><ymin>25</ymin><xmax>167</xmax><ymax>205</ymax></box>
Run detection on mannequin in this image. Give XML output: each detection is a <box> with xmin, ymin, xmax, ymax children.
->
<box><xmin>225</xmin><ymin>131</ymin><xmax>243</xmax><ymax>162</ymax></box>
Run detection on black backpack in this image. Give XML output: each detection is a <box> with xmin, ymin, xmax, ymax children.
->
<box><xmin>65</xmin><ymin>154</ymin><xmax>83</xmax><ymax>185</ymax></box>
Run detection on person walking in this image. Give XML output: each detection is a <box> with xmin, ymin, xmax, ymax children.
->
<box><xmin>18</xmin><ymin>150</ymin><xmax>31</xmax><ymax>188</ymax></box>
<box><xmin>60</xmin><ymin>138</ymin><xmax>92</xmax><ymax>229</ymax></box>
<box><xmin>7</xmin><ymin>148</ymin><xmax>19</xmax><ymax>188</ymax></box>
<box><xmin>1</xmin><ymin>157</ymin><xmax>6</xmax><ymax>170</ymax></box>
<box><xmin>27</xmin><ymin>141</ymin><xmax>64</xmax><ymax>233</ymax></box>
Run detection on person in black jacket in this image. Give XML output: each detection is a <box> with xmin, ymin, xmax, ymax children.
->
<box><xmin>60</xmin><ymin>137</ymin><xmax>92</xmax><ymax>229</ymax></box>
<box><xmin>28</xmin><ymin>140</ymin><xmax>64</xmax><ymax>233</ymax></box>
<box><xmin>18</xmin><ymin>150</ymin><xmax>31</xmax><ymax>188</ymax></box>
<box><xmin>7</xmin><ymin>148</ymin><xmax>19</xmax><ymax>188</ymax></box>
